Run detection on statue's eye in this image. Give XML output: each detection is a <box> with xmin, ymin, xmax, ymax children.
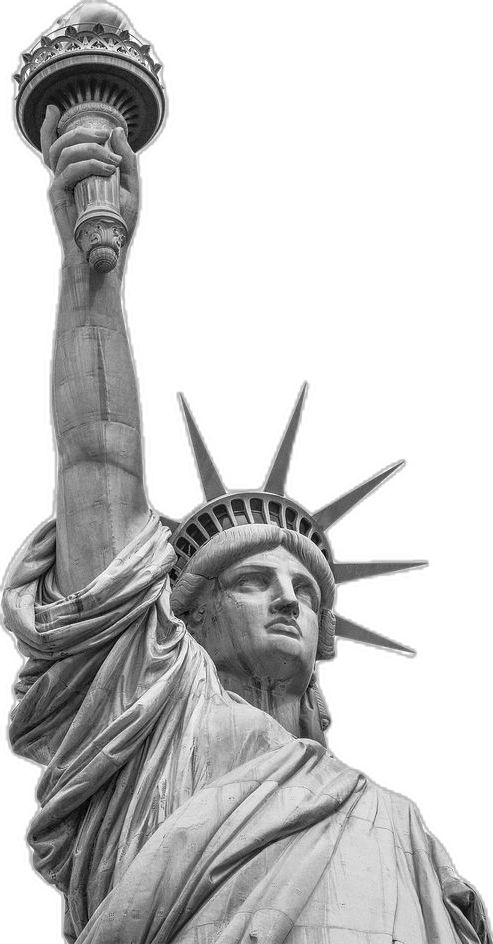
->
<box><xmin>295</xmin><ymin>581</ymin><xmax>320</xmax><ymax>612</ymax></box>
<box><xmin>234</xmin><ymin>572</ymin><xmax>268</xmax><ymax>590</ymax></box>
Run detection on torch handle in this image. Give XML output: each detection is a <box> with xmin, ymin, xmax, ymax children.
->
<box><xmin>58</xmin><ymin>104</ymin><xmax>129</xmax><ymax>273</ymax></box>
<box><xmin>73</xmin><ymin>167</ymin><xmax>128</xmax><ymax>273</ymax></box>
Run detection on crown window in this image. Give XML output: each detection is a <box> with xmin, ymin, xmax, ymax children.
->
<box><xmin>299</xmin><ymin>517</ymin><xmax>311</xmax><ymax>536</ymax></box>
<box><xmin>177</xmin><ymin>536</ymin><xmax>196</xmax><ymax>557</ymax></box>
<box><xmin>231</xmin><ymin>499</ymin><xmax>249</xmax><ymax>525</ymax></box>
<box><xmin>268</xmin><ymin>501</ymin><xmax>282</xmax><ymax>526</ymax></box>
<box><xmin>186</xmin><ymin>523</ymin><xmax>207</xmax><ymax>547</ymax></box>
<box><xmin>311</xmin><ymin>533</ymin><xmax>321</xmax><ymax>546</ymax></box>
<box><xmin>213</xmin><ymin>504</ymin><xmax>233</xmax><ymax>530</ymax></box>
<box><xmin>250</xmin><ymin>498</ymin><xmax>266</xmax><ymax>524</ymax></box>
<box><xmin>198</xmin><ymin>513</ymin><xmax>219</xmax><ymax>537</ymax></box>
<box><xmin>285</xmin><ymin>507</ymin><xmax>297</xmax><ymax>530</ymax></box>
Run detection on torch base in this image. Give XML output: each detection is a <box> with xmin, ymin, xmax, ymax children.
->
<box><xmin>75</xmin><ymin>212</ymin><xmax>128</xmax><ymax>273</ymax></box>
<box><xmin>88</xmin><ymin>245</ymin><xmax>120</xmax><ymax>273</ymax></box>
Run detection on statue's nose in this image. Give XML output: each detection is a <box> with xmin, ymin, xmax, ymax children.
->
<box><xmin>270</xmin><ymin>580</ymin><xmax>300</xmax><ymax>618</ymax></box>
<box><xmin>279</xmin><ymin>598</ymin><xmax>300</xmax><ymax>617</ymax></box>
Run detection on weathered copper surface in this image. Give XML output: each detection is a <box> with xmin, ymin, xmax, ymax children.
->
<box><xmin>3</xmin><ymin>3</ymin><xmax>491</xmax><ymax>943</ymax></box>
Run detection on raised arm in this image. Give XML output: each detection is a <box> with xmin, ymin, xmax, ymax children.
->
<box><xmin>41</xmin><ymin>105</ymin><xmax>150</xmax><ymax>595</ymax></box>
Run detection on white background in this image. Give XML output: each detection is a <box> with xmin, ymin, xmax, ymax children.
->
<box><xmin>0</xmin><ymin>0</ymin><xmax>492</xmax><ymax>937</ymax></box>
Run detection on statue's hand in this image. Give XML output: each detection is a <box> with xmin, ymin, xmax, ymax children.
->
<box><xmin>40</xmin><ymin>104</ymin><xmax>140</xmax><ymax>264</ymax></box>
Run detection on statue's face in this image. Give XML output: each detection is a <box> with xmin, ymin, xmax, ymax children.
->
<box><xmin>190</xmin><ymin>546</ymin><xmax>320</xmax><ymax>696</ymax></box>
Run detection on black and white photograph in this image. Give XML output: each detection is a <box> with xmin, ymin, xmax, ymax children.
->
<box><xmin>1</xmin><ymin>2</ymin><xmax>491</xmax><ymax>941</ymax></box>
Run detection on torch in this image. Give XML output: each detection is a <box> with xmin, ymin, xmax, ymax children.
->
<box><xmin>14</xmin><ymin>0</ymin><xmax>166</xmax><ymax>273</ymax></box>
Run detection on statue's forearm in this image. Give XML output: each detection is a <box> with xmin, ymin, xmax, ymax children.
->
<box><xmin>53</xmin><ymin>255</ymin><xmax>149</xmax><ymax>595</ymax></box>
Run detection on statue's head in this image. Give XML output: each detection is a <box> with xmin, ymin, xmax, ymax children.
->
<box><xmin>165</xmin><ymin>385</ymin><xmax>419</xmax><ymax>740</ymax></box>
<box><xmin>171</xmin><ymin>524</ymin><xmax>336</xmax><ymax>701</ymax></box>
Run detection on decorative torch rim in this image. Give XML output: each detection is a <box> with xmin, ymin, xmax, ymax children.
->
<box><xmin>14</xmin><ymin>21</ymin><xmax>166</xmax><ymax>153</ymax></box>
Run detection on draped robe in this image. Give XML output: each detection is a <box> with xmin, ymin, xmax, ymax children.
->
<box><xmin>2</xmin><ymin>513</ymin><xmax>491</xmax><ymax>944</ymax></box>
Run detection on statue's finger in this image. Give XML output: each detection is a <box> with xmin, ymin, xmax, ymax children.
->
<box><xmin>110</xmin><ymin>127</ymin><xmax>137</xmax><ymax>185</ymax></box>
<box><xmin>49</xmin><ymin>128</ymin><xmax>108</xmax><ymax>173</ymax></box>
<box><xmin>56</xmin><ymin>142</ymin><xmax>121</xmax><ymax>176</ymax></box>
<box><xmin>58</xmin><ymin>159</ymin><xmax>117</xmax><ymax>191</ymax></box>
<box><xmin>40</xmin><ymin>104</ymin><xmax>61</xmax><ymax>168</ymax></box>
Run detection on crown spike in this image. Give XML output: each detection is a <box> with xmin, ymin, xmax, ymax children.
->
<box><xmin>313</xmin><ymin>460</ymin><xmax>405</xmax><ymax>531</ymax></box>
<box><xmin>178</xmin><ymin>394</ymin><xmax>226</xmax><ymax>501</ymax></box>
<box><xmin>335</xmin><ymin>614</ymin><xmax>415</xmax><ymax>655</ymax></box>
<box><xmin>332</xmin><ymin>560</ymin><xmax>427</xmax><ymax>585</ymax></box>
<box><xmin>263</xmin><ymin>383</ymin><xmax>308</xmax><ymax>495</ymax></box>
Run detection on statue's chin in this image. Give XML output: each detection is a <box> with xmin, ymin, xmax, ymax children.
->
<box><xmin>262</xmin><ymin>635</ymin><xmax>308</xmax><ymax>673</ymax></box>
<box><xmin>221</xmin><ymin>637</ymin><xmax>313</xmax><ymax>696</ymax></box>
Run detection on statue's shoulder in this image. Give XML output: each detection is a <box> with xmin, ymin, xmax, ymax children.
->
<box><xmin>346</xmin><ymin>771</ymin><xmax>462</xmax><ymax>890</ymax></box>
<box><xmin>333</xmin><ymin>762</ymin><xmax>433</xmax><ymax>849</ymax></box>
<box><xmin>368</xmin><ymin>778</ymin><xmax>426</xmax><ymax>835</ymax></box>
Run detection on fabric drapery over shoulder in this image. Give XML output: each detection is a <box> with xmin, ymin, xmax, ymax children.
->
<box><xmin>2</xmin><ymin>514</ymin><xmax>491</xmax><ymax>944</ymax></box>
<box><xmin>4</xmin><ymin>513</ymin><xmax>181</xmax><ymax>762</ymax></box>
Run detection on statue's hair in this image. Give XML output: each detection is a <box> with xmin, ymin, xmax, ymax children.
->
<box><xmin>171</xmin><ymin>523</ymin><xmax>336</xmax><ymax>661</ymax></box>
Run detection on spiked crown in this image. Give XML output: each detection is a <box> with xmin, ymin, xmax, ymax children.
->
<box><xmin>163</xmin><ymin>385</ymin><xmax>425</xmax><ymax>657</ymax></box>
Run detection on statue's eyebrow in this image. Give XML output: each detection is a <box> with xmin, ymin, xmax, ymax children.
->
<box><xmin>224</xmin><ymin>563</ymin><xmax>276</xmax><ymax>577</ymax></box>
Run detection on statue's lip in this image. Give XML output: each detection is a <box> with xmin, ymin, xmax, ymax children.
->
<box><xmin>265</xmin><ymin>618</ymin><xmax>301</xmax><ymax>638</ymax></box>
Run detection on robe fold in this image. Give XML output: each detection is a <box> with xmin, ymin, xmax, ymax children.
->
<box><xmin>2</xmin><ymin>513</ymin><xmax>491</xmax><ymax>944</ymax></box>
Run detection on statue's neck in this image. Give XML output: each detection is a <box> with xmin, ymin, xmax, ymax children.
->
<box><xmin>218</xmin><ymin>671</ymin><xmax>302</xmax><ymax>738</ymax></box>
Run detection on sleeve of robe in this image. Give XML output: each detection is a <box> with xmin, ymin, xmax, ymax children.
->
<box><xmin>1</xmin><ymin>513</ymin><xmax>200</xmax><ymax>901</ymax></box>
<box><xmin>385</xmin><ymin>788</ymin><xmax>492</xmax><ymax>944</ymax></box>
<box><xmin>430</xmin><ymin>832</ymin><xmax>491</xmax><ymax>944</ymax></box>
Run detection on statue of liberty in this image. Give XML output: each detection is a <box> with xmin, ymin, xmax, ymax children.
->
<box><xmin>3</xmin><ymin>3</ymin><xmax>491</xmax><ymax>943</ymax></box>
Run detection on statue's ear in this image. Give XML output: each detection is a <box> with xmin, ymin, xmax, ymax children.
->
<box><xmin>188</xmin><ymin>604</ymin><xmax>207</xmax><ymax>628</ymax></box>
